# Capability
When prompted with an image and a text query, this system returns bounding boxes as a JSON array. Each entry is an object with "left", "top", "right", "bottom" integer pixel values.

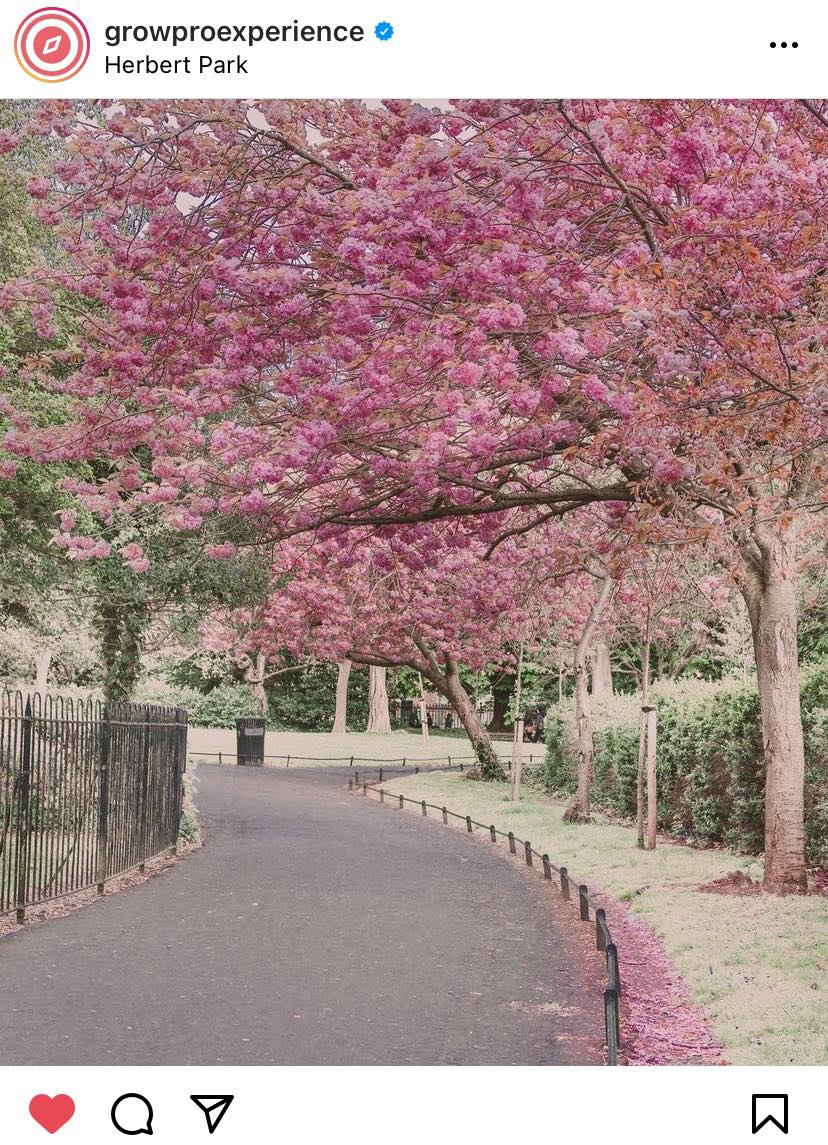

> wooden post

[
  {"left": 645, "top": 706, "right": 658, "bottom": 850},
  {"left": 510, "top": 644, "right": 525, "bottom": 802},
  {"left": 636, "top": 608, "right": 652, "bottom": 849}
]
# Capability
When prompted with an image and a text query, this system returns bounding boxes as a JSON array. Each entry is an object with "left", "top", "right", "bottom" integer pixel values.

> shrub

[
  {"left": 544, "top": 661, "right": 828, "bottom": 864},
  {"left": 187, "top": 683, "right": 260, "bottom": 727},
  {"left": 137, "top": 663, "right": 372, "bottom": 731}
]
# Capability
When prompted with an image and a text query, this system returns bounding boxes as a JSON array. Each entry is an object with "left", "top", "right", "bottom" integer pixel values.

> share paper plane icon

[{"left": 190, "top": 1095, "right": 234, "bottom": 1134}]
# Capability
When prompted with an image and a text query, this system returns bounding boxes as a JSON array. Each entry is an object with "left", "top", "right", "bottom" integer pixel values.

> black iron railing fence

[
  {"left": 0, "top": 691, "right": 187, "bottom": 921},
  {"left": 353, "top": 778, "right": 622, "bottom": 1065},
  {"left": 391, "top": 699, "right": 495, "bottom": 730}
]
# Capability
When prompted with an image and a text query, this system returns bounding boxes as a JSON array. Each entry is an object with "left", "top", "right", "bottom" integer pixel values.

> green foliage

[
  {"left": 544, "top": 662, "right": 828, "bottom": 864},
  {"left": 799, "top": 578, "right": 828, "bottom": 663},
  {"left": 268, "top": 663, "right": 369, "bottom": 731},
  {"left": 178, "top": 810, "right": 200, "bottom": 844},
  {"left": 141, "top": 659, "right": 372, "bottom": 730},
  {"left": 186, "top": 683, "right": 260, "bottom": 727},
  {"left": 542, "top": 707, "right": 576, "bottom": 795}
]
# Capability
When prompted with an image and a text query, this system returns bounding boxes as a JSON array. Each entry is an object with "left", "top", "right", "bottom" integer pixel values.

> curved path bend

[{"left": 0, "top": 764, "right": 604, "bottom": 1065}]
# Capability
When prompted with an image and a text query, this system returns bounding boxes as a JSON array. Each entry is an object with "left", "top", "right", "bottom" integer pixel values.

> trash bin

[{"left": 236, "top": 717, "right": 266, "bottom": 766}]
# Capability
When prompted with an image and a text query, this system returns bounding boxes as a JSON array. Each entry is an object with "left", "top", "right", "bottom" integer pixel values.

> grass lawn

[
  {"left": 186, "top": 727, "right": 525, "bottom": 765},
  {"left": 381, "top": 771, "right": 828, "bottom": 1066}
]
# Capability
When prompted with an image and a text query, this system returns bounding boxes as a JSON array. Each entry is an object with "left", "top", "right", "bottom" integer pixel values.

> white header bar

[{"left": 0, "top": 0, "right": 825, "bottom": 98}]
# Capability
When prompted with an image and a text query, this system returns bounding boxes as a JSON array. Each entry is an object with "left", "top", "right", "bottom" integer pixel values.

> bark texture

[
  {"left": 591, "top": 642, "right": 614, "bottom": 698},
  {"left": 440, "top": 655, "right": 503, "bottom": 778},
  {"left": 243, "top": 651, "right": 269, "bottom": 716},
  {"left": 34, "top": 647, "right": 52, "bottom": 698},
  {"left": 741, "top": 524, "right": 808, "bottom": 893},
  {"left": 366, "top": 665, "right": 392, "bottom": 733},
  {"left": 565, "top": 572, "right": 614, "bottom": 822},
  {"left": 331, "top": 659, "right": 351, "bottom": 734}
]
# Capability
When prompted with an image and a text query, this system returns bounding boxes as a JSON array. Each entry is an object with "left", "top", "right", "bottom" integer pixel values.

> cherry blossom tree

[{"left": 5, "top": 98, "right": 828, "bottom": 890}]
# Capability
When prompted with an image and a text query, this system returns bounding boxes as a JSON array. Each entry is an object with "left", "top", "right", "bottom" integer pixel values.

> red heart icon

[{"left": 29, "top": 1094, "right": 76, "bottom": 1134}]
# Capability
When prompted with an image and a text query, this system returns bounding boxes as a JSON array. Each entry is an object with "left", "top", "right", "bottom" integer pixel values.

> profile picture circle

[{"left": 14, "top": 8, "right": 90, "bottom": 82}]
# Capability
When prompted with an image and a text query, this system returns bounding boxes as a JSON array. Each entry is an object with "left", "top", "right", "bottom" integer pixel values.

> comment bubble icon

[{"left": 111, "top": 1094, "right": 154, "bottom": 1136}]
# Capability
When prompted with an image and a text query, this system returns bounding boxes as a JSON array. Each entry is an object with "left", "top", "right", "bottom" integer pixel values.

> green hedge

[
  {"left": 545, "top": 663, "right": 828, "bottom": 864},
  {"left": 137, "top": 665, "right": 371, "bottom": 731}
]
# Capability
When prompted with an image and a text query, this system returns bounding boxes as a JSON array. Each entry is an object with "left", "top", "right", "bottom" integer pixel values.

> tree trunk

[
  {"left": 565, "top": 572, "right": 615, "bottom": 822},
  {"left": 366, "top": 665, "right": 392, "bottom": 733},
  {"left": 331, "top": 659, "right": 351, "bottom": 734},
  {"left": 509, "top": 643, "right": 525, "bottom": 801},
  {"left": 34, "top": 647, "right": 52, "bottom": 698},
  {"left": 510, "top": 720, "right": 525, "bottom": 801},
  {"left": 636, "top": 613, "right": 652, "bottom": 850},
  {"left": 97, "top": 596, "right": 148, "bottom": 703},
  {"left": 741, "top": 526, "right": 808, "bottom": 894},
  {"left": 417, "top": 672, "right": 429, "bottom": 741},
  {"left": 591, "top": 642, "right": 614, "bottom": 698},
  {"left": 441, "top": 654, "right": 504, "bottom": 779},
  {"left": 243, "top": 651, "right": 269, "bottom": 716}
]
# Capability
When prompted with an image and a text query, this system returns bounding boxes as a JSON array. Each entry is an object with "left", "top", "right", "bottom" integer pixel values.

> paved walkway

[{"left": 0, "top": 765, "right": 603, "bottom": 1065}]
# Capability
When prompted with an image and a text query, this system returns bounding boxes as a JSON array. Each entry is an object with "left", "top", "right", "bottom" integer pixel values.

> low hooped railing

[
  {"left": 352, "top": 778, "right": 622, "bottom": 1065},
  {"left": 189, "top": 750, "right": 546, "bottom": 773}
]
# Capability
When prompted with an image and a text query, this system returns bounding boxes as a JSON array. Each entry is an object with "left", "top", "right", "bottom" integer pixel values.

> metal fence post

[
  {"left": 96, "top": 703, "right": 112, "bottom": 895},
  {"left": 14, "top": 698, "right": 33, "bottom": 923},
  {"left": 171, "top": 708, "right": 186, "bottom": 854},
  {"left": 138, "top": 717, "right": 151, "bottom": 873}
]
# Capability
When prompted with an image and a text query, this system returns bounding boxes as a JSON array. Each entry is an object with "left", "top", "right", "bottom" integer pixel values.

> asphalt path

[{"left": 0, "top": 764, "right": 604, "bottom": 1065}]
